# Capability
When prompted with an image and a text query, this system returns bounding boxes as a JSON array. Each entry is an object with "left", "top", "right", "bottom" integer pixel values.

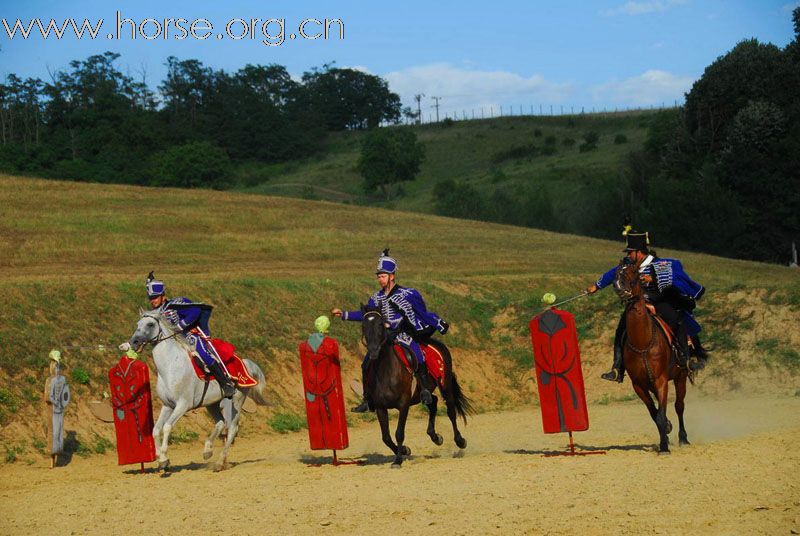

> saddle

[
  {"left": 190, "top": 338, "right": 258, "bottom": 387},
  {"left": 392, "top": 342, "right": 447, "bottom": 389}
]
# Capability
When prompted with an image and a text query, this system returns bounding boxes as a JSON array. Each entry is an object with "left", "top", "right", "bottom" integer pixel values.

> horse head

[
  {"left": 613, "top": 258, "right": 643, "bottom": 305},
  {"left": 129, "top": 309, "right": 170, "bottom": 352},
  {"left": 360, "top": 304, "right": 388, "bottom": 360}
]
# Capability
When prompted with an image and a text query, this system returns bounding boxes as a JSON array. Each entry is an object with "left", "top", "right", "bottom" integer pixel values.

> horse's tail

[
  {"left": 428, "top": 338, "right": 474, "bottom": 424},
  {"left": 447, "top": 371, "right": 474, "bottom": 425},
  {"left": 243, "top": 359, "right": 270, "bottom": 406}
]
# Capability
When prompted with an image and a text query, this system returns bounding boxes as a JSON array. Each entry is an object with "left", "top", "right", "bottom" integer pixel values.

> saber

[
  {"left": 541, "top": 290, "right": 589, "bottom": 311},
  {"left": 59, "top": 345, "right": 116, "bottom": 352}
]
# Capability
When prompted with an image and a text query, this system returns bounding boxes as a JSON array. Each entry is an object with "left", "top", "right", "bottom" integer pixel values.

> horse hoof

[
  {"left": 158, "top": 459, "right": 170, "bottom": 471},
  {"left": 401, "top": 446, "right": 411, "bottom": 456},
  {"left": 658, "top": 450, "right": 671, "bottom": 456},
  {"left": 432, "top": 434, "right": 443, "bottom": 446},
  {"left": 213, "top": 463, "right": 225, "bottom": 472},
  {"left": 203, "top": 450, "right": 213, "bottom": 460},
  {"left": 679, "top": 439, "right": 690, "bottom": 446},
  {"left": 456, "top": 437, "right": 467, "bottom": 449},
  {"left": 391, "top": 461, "right": 403, "bottom": 469}
]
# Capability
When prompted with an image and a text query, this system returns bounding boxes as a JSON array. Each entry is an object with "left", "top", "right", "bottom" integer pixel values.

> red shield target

[
  {"left": 299, "top": 336, "right": 349, "bottom": 451},
  {"left": 108, "top": 355, "right": 157, "bottom": 465},
  {"left": 529, "top": 308, "right": 590, "bottom": 434}
]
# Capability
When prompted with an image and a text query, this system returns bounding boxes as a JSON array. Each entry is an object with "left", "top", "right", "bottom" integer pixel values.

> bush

[
  {"left": 440, "top": 117, "right": 455, "bottom": 128},
  {"left": 614, "top": 134, "right": 628, "bottom": 144},
  {"left": 533, "top": 129, "right": 542, "bottom": 137},
  {"left": 583, "top": 132, "right": 599, "bottom": 145},
  {"left": 92, "top": 434, "right": 114, "bottom": 454},
  {"left": 544, "top": 135, "right": 556, "bottom": 146},
  {"left": 491, "top": 144, "right": 538, "bottom": 164},
  {"left": 269, "top": 412, "right": 306, "bottom": 433},
  {"left": 151, "top": 141, "right": 232, "bottom": 189},
  {"left": 562, "top": 137, "right": 576, "bottom": 147},
  {"left": 490, "top": 169, "right": 508, "bottom": 183},
  {"left": 71, "top": 368, "right": 90, "bottom": 385},
  {"left": 541, "top": 146, "right": 557, "bottom": 156},
  {"left": 578, "top": 142, "right": 597, "bottom": 152}
]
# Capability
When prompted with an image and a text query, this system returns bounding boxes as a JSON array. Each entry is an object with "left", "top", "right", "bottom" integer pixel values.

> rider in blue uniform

[
  {"left": 586, "top": 230, "right": 707, "bottom": 382},
  {"left": 145, "top": 272, "right": 235, "bottom": 398},
  {"left": 332, "top": 250, "right": 449, "bottom": 413}
]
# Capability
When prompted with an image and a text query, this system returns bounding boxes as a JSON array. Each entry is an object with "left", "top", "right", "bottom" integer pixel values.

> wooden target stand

[
  {"left": 306, "top": 450, "right": 365, "bottom": 467},
  {"left": 544, "top": 431, "right": 606, "bottom": 457}
]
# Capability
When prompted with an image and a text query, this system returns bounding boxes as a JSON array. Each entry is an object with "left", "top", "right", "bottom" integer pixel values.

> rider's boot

[
  {"left": 415, "top": 361, "right": 434, "bottom": 405},
  {"left": 351, "top": 395, "right": 372, "bottom": 413},
  {"left": 675, "top": 320, "right": 692, "bottom": 370},
  {"left": 600, "top": 344, "right": 625, "bottom": 383},
  {"left": 351, "top": 368, "right": 372, "bottom": 413},
  {"left": 208, "top": 360, "right": 235, "bottom": 399},
  {"left": 687, "top": 335, "right": 707, "bottom": 371}
]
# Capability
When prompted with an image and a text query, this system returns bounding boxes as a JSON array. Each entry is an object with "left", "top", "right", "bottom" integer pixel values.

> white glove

[{"left": 118, "top": 342, "right": 131, "bottom": 352}]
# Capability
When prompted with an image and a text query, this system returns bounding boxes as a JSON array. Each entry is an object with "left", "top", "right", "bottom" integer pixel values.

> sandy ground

[{"left": 2, "top": 394, "right": 799, "bottom": 536}]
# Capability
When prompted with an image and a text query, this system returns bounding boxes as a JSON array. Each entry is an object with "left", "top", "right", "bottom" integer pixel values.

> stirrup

[
  {"left": 419, "top": 388, "right": 433, "bottom": 405},
  {"left": 600, "top": 368, "right": 623, "bottom": 383},
  {"left": 351, "top": 399, "right": 371, "bottom": 413},
  {"left": 219, "top": 380, "right": 235, "bottom": 399}
]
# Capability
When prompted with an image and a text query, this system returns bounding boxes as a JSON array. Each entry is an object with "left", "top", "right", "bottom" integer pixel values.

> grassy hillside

[
  {"left": 1, "top": 175, "right": 798, "bottom": 460},
  {"left": 238, "top": 113, "right": 652, "bottom": 216}
]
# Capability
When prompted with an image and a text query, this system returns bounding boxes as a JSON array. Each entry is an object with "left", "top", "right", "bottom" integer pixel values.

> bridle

[
  {"left": 137, "top": 313, "right": 182, "bottom": 349},
  {"left": 362, "top": 309, "right": 389, "bottom": 355}
]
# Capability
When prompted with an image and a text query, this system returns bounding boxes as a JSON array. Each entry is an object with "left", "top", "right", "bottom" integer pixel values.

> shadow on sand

[{"left": 504, "top": 443, "right": 654, "bottom": 455}]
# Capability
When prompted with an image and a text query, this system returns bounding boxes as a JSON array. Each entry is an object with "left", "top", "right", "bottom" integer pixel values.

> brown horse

[
  {"left": 613, "top": 260, "right": 690, "bottom": 454},
  {"left": 360, "top": 305, "right": 472, "bottom": 467}
]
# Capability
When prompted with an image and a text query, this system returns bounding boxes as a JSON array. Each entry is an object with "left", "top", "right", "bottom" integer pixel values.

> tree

[
  {"left": 358, "top": 127, "right": 425, "bottom": 199},
  {"left": 151, "top": 141, "right": 231, "bottom": 189},
  {"left": 301, "top": 66, "right": 401, "bottom": 130}
]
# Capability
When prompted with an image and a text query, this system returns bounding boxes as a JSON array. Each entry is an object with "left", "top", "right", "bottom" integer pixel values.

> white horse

[{"left": 127, "top": 309, "right": 269, "bottom": 471}]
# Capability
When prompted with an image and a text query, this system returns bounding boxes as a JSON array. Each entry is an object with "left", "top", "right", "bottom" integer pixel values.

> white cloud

[
  {"left": 591, "top": 70, "right": 696, "bottom": 106},
  {"left": 602, "top": 0, "right": 686, "bottom": 16},
  {"left": 384, "top": 63, "right": 572, "bottom": 119}
]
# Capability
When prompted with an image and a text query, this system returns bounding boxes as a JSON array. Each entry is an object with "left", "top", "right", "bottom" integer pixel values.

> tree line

[
  {"left": 433, "top": 9, "right": 800, "bottom": 264},
  {"left": 0, "top": 53, "right": 402, "bottom": 187},
  {"left": 626, "top": 8, "right": 800, "bottom": 263}
]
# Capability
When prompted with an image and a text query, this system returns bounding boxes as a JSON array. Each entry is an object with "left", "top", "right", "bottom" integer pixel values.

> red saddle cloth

[
  {"left": 189, "top": 338, "right": 258, "bottom": 387},
  {"left": 529, "top": 308, "right": 589, "bottom": 434},
  {"left": 109, "top": 355, "right": 157, "bottom": 465},
  {"left": 392, "top": 342, "right": 447, "bottom": 388}
]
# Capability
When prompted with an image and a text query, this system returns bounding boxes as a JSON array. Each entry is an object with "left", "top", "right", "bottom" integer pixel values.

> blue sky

[{"left": 1, "top": 0, "right": 796, "bottom": 118}]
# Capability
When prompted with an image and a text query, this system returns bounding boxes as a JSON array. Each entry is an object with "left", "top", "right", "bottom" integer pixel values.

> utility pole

[
  {"left": 431, "top": 96, "right": 442, "bottom": 123},
  {"left": 414, "top": 93, "right": 424, "bottom": 125}
]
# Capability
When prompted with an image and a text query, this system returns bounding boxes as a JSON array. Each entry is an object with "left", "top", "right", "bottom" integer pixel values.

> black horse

[{"left": 360, "top": 305, "right": 472, "bottom": 467}]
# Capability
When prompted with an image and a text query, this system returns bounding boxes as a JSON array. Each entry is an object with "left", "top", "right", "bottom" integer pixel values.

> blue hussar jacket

[
  {"left": 342, "top": 285, "right": 447, "bottom": 336},
  {"left": 595, "top": 256, "right": 705, "bottom": 335},
  {"left": 161, "top": 297, "right": 213, "bottom": 334}
]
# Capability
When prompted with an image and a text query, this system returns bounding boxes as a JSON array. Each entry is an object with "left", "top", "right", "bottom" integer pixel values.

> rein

[
  {"left": 140, "top": 313, "right": 183, "bottom": 348},
  {"left": 621, "top": 283, "right": 660, "bottom": 385}
]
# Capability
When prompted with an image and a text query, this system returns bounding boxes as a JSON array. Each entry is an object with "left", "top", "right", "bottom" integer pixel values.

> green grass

[
  {"left": 268, "top": 412, "right": 306, "bottom": 434},
  {"left": 169, "top": 429, "right": 200, "bottom": 444},
  {"left": 238, "top": 114, "right": 655, "bottom": 215}
]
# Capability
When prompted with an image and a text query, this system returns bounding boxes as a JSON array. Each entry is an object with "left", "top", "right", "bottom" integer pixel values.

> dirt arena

[{"left": 2, "top": 394, "right": 798, "bottom": 536}]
